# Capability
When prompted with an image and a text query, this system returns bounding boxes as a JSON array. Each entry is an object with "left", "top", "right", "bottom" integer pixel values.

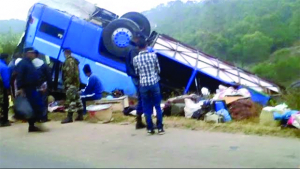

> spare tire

[
  {"left": 102, "top": 18, "right": 140, "bottom": 57},
  {"left": 121, "top": 12, "right": 151, "bottom": 37}
]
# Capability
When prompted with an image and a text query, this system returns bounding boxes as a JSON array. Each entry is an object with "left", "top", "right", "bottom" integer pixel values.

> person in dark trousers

[
  {"left": 61, "top": 48, "right": 84, "bottom": 124},
  {"left": 32, "top": 50, "right": 52, "bottom": 123},
  {"left": 80, "top": 64, "right": 103, "bottom": 115},
  {"left": 126, "top": 33, "right": 147, "bottom": 129},
  {"left": 0, "top": 53, "right": 11, "bottom": 127},
  {"left": 8, "top": 53, "right": 22, "bottom": 100},
  {"left": 16, "top": 48, "right": 45, "bottom": 132},
  {"left": 133, "top": 35, "right": 165, "bottom": 135}
]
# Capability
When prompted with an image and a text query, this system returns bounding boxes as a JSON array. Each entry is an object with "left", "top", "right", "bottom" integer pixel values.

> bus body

[
  {"left": 18, "top": 2, "right": 280, "bottom": 100},
  {"left": 22, "top": 3, "right": 136, "bottom": 95}
]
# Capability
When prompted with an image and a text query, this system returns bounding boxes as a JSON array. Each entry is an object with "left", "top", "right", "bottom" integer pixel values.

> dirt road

[{"left": 0, "top": 122, "right": 299, "bottom": 168}]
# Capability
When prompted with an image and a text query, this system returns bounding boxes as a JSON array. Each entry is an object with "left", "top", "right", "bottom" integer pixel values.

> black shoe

[
  {"left": 0, "top": 121, "right": 11, "bottom": 127},
  {"left": 40, "top": 119, "right": 51, "bottom": 123},
  {"left": 28, "top": 126, "right": 44, "bottom": 133},
  {"left": 136, "top": 122, "right": 146, "bottom": 130},
  {"left": 75, "top": 115, "right": 84, "bottom": 121},
  {"left": 158, "top": 129, "right": 165, "bottom": 135},
  {"left": 136, "top": 115, "right": 146, "bottom": 130},
  {"left": 61, "top": 117, "right": 73, "bottom": 124},
  {"left": 147, "top": 130, "right": 155, "bottom": 135}
]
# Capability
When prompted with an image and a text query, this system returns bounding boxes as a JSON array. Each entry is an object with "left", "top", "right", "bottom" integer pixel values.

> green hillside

[
  {"left": 1, "top": 1, "right": 299, "bottom": 87},
  {"left": 0, "top": 20, "right": 25, "bottom": 54},
  {"left": 143, "top": 0, "right": 300, "bottom": 87}
]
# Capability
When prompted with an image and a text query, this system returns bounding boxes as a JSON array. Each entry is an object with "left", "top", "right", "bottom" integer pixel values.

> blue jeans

[
  {"left": 140, "top": 83, "right": 163, "bottom": 130},
  {"left": 81, "top": 94, "right": 102, "bottom": 115},
  {"left": 132, "top": 78, "right": 143, "bottom": 115}
]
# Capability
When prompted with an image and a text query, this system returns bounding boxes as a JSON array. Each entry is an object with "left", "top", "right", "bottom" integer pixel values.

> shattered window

[{"left": 39, "top": 22, "right": 65, "bottom": 39}]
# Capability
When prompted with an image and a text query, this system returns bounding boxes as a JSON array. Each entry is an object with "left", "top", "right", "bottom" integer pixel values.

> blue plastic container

[
  {"left": 273, "top": 112, "right": 283, "bottom": 121},
  {"left": 216, "top": 109, "right": 232, "bottom": 122},
  {"left": 214, "top": 100, "right": 227, "bottom": 112}
]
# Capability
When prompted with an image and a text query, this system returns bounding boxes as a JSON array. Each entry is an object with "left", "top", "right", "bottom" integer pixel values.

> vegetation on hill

[
  {"left": 144, "top": 0, "right": 300, "bottom": 87},
  {"left": 0, "top": 32, "right": 22, "bottom": 55},
  {"left": 0, "top": 19, "right": 25, "bottom": 55},
  {"left": 1, "top": 0, "right": 300, "bottom": 87}
]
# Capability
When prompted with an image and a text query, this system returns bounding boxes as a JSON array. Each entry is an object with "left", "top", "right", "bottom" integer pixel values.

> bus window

[{"left": 39, "top": 22, "right": 65, "bottom": 39}]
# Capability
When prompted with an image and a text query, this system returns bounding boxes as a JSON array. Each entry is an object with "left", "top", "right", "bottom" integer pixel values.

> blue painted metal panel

[
  {"left": 35, "top": 7, "right": 70, "bottom": 46},
  {"left": 84, "top": 59, "right": 136, "bottom": 95},
  {"left": 63, "top": 17, "right": 85, "bottom": 54},
  {"left": 78, "top": 22, "right": 102, "bottom": 57},
  {"left": 25, "top": 4, "right": 44, "bottom": 46},
  {"left": 26, "top": 4, "right": 135, "bottom": 95},
  {"left": 33, "top": 38, "right": 61, "bottom": 58},
  {"left": 62, "top": 17, "right": 126, "bottom": 73},
  {"left": 241, "top": 86, "right": 270, "bottom": 106},
  {"left": 184, "top": 69, "right": 197, "bottom": 94},
  {"left": 31, "top": 4, "right": 44, "bottom": 18}
]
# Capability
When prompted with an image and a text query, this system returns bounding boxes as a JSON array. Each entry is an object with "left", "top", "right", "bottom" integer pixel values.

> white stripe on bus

[
  {"left": 80, "top": 93, "right": 95, "bottom": 98},
  {"left": 95, "top": 62, "right": 128, "bottom": 77},
  {"left": 35, "top": 37, "right": 61, "bottom": 48}
]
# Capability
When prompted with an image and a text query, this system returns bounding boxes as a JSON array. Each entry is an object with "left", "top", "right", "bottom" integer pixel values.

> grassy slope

[{"left": 45, "top": 112, "right": 300, "bottom": 139}]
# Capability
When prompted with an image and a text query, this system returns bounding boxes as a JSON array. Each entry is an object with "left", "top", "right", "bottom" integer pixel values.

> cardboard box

[
  {"left": 87, "top": 96, "right": 129, "bottom": 112},
  {"left": 224, "top": 96, "right": 249, "bottom": 105}
]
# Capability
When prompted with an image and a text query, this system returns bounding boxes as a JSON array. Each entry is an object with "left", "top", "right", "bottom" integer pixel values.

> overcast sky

[{"left": 0, "top": 0, "right": 185, "bottom": 20}]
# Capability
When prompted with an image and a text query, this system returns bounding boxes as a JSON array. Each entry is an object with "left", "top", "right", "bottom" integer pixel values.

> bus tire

[
  {"left": 102, "top": 18, "right": 139, "bottom": 57},
  {"left": 121, "top": 12, "right": 151, "bottom": 37}
]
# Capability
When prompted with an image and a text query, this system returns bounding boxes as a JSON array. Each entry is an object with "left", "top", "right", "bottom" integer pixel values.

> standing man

[
  {"left": 32, "top": 50, "right": 52, "bottom": 123},
  {"left": 8, "top": 53, "right": 22, "bottom": 100},
  {"left": 16, "top": 48, "right": 45, "bottom": 132},
  {"left": 126, "top": 32, "right": 147, "bottom": 129},
  {"left": 133, "top": 35, "right": 165, "bottom": 135},
  {"left": 80, "top": 64, "right": 103, "bottom": 115},
  {"left": 61, "top": 48, "right": 84, "bottom": 124},
  {"left": 0, "top": 53, "right": 11, "bottom": 127}
]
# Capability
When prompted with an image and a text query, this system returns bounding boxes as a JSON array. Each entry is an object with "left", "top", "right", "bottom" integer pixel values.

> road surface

[{"left": 0, "top": 122, "right": 299, "bottom": 168}]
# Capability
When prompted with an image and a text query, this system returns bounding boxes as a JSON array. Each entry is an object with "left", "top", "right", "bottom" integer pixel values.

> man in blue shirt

[
  {"left": 16, "top": 48, "right": 45, "bottom": 132},
  {"left": 80, "top": 64, "right": 103, "bottom": 115},
  {"left": 0, "top": 53, "right": 11, "bottom": 127}
]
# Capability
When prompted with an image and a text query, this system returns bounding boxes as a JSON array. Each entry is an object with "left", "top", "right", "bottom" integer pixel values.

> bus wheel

[
  {"left": 102, "top": 18, "right": 139, "bottom": 57},
  {"left": 121, "top": 12, "right": 151, "bottom": 37}
]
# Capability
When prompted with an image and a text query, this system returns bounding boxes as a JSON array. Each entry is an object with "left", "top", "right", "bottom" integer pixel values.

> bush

[
  {"left": 0, "top": 31, "right": 22, "bottom": 56},
  {"left": 252, "top": 46, "right": 300, "bottom": 87},
  {"left": 283, "top": 88, "right": 300, "bottom": 110}
]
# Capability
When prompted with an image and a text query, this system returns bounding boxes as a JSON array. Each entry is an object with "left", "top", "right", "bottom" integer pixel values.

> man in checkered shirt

[{"left": 133, "top": 35, "right": 165, "bottom": 135}]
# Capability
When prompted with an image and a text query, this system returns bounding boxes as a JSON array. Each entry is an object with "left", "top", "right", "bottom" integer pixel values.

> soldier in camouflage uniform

[{"left": 61, "top": 48, "right": 84, "bottom": 124}]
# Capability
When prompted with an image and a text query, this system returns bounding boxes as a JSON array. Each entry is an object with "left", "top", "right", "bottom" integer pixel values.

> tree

[
  {"left": 231, "top": 31, "right": 273, "bottom": 65},
  {"left": 0, "top": 30, "right": 22, "bottom": 56}
]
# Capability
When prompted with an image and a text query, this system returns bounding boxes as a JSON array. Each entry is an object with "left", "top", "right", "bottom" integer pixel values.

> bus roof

[{"left": 37, "top": 0, "right": 118, "bottom": 21}]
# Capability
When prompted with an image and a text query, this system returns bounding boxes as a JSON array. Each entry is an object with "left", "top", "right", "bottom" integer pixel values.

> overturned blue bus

[{"left": 16, "top": 2, "right": 281, "bottom": 100}]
